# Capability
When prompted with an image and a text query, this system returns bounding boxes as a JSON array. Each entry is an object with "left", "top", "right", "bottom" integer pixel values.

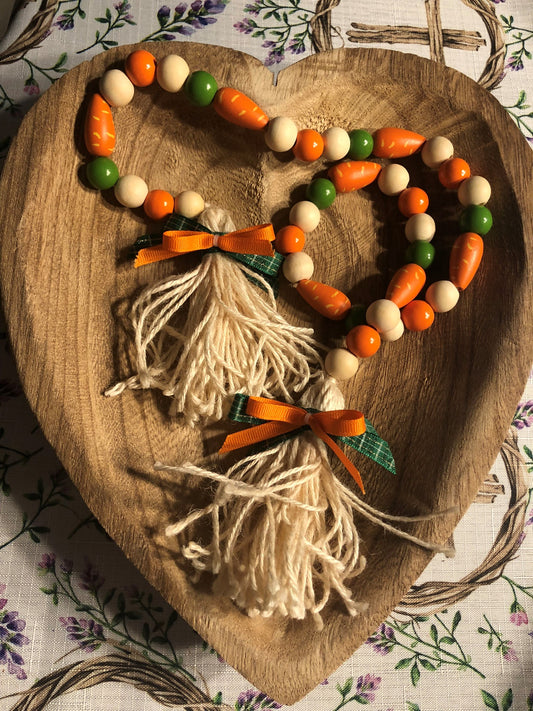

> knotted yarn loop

[
  {"left": 219, "top": 395, "right": 368, "bottom": 493},
  {"left": 134, "top": 222, "right": 275, "bottom": 267}
]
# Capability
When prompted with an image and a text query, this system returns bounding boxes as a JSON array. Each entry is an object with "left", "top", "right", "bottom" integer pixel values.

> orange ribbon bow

[
  {"left": 219, "top": 396, "right": 367, "bottom": 494},
  {"left": 134, "top": 223, "right": 275, "bottom": 267}
]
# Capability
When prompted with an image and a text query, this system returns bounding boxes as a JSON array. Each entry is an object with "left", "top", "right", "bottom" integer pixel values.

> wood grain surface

[{"left": 1, "top": 43, "right": 532, "bottom": 704}]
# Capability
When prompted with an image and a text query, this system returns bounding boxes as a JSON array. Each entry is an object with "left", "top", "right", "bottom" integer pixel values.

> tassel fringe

[
  {"left": 161, "top": 377, "right": 455, "bottom": 626},
  {"left": 105, "top": 206, "right": 323, "bottom": 426}
]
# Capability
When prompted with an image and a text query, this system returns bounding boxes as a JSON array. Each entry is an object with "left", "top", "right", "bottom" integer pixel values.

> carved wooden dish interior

[{"left": 0, "top": 43, "right": 532, "bottom": 704}]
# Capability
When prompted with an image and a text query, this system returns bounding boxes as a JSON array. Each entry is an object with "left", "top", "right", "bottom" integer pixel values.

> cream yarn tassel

[
  {"left": 161, "top": 374, "right": 454, "bottom": 627},
  {"left": 105, "top": 206, "right": 322, "bottom": 425}
]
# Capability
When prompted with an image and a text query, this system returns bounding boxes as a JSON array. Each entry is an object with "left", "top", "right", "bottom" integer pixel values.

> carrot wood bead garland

[
  {"left": 91, "top": 50, "right": 324, "bottom": 425},
  {"left": 86, "top": 48, "right": 490, "bottom": 623}
]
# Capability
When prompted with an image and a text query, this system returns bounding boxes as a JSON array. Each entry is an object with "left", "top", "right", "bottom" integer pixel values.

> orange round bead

[
  {"left": 275, "top": 225, "right": 305, "bottom": 254},
  {"left": 438, "top": 158, "right": 471, "bottom": 190},
  {"left": 125, "top": 50, "right": 156, "bottom": 87},
  {"left": 401, "top": 300, "right": 435, "bottom": 331},
  {"left": 292, "top": 129, "right": 324, "bottom": 162},
  {"left": 398, "top": 187, "right": 429, "bottom": 218},
  {"left": 346, "top": 325, "right": 381, "bottom": 358},
  {"left": 143, "top": 189, "right": 174, "bottom": 220}
]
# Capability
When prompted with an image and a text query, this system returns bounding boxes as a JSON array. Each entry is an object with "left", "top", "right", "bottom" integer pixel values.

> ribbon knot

[
  {"left": 134, "top": 222, "right": 275, "bottom": 268},
  {"left": 220, "top": 395, "right": 368, "bottom": 494}
]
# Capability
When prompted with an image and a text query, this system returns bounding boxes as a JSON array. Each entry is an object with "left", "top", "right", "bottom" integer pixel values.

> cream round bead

[
  {"left": 421, "top": 136, "right": 454, "bottom": 169},
  {"left": 175, "top": 190, "right": 204, "bottom": 218},
  {"left": 289, "top": 200, "right": 321, "bottom": 233},
  {"left": 324, "top": 348, "right": 360, "bottom": 381},
  {"left": 322, "top": 127, "right": 350, "bottom": 161},
  {"left": 405, "top": 213, "right": 436, "bottom": 243},
  {"left": 156, "top": 54, "right": 189, "bottom": 92},
  {"left": 366, "top": 299, "right": 401, "bottom": 333},
  {"left": 377, "top": 163, "right": 410, "bottom": 196},
  {"left": 426, "top": 280, "right": 460, "bottom": 313},
  {"left": 264, "top": 116, "right": 298, "bottom": 152},
  {"left": 282, "top": 252, "right": 314, "bottom": 283},
  {"left": 380, "top": 319, "right": 405, "bottom": 342},
  {"left": 114, "top": 175, "right": 148, "bottom": 208},
  {"left": 99, "top": 69, "right": 135, "bottom": 107},
  {"left": 457, "top": 176, "right": 491, "bottom": 206}
]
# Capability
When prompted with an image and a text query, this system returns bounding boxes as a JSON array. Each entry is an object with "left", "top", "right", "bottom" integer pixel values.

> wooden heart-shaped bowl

[{"left": 1, "top": 43, "right": 532, "bottom": 703}]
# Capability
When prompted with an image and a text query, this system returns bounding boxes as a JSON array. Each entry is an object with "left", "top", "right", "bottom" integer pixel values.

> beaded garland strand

[
  {"left": 83, "top": 48, "right": 492, "bottom": 384},
  {"left": 281, "top": 140, "right": 492, "bottom": 381},
  {"left": 84, "top": 50, "right": 483, "bottom": 621}
]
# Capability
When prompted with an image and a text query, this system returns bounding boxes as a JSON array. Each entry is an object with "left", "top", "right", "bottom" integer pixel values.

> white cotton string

[
  {"left": 162, "top": 373, "right": 454, "bottom": 626},
  {"left": 105, "top": 205, "right": 323, "bottom": 425}
]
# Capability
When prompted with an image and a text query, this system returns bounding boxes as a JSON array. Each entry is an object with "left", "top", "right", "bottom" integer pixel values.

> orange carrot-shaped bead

[
  {"left": 450, "top": 232, "right": 484, "bottom": 290},
  {"left": 84, "top": 93, "right": 115, "bottom": 157},
  {"left": 327, "top": 161, "right": 381, "bottom": 193},
  {"left": 296, "top": 279, "right": 351, "bottom": 320},
  {"left": 385, "top": 263, "right": 426, "bottom": 308},
  {"left": 213, "top": 87, "right": 269, "bottom": 130},
  {"left": 373, "top": 128, "right": 426, "bottom": 159}
]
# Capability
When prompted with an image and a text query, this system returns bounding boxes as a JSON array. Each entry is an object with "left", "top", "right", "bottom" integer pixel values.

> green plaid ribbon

[
  {"left": 228, "top": 393, "right": 396, "bottom": 475},
  {"left": 132, "top": 214, "right": 284, "bottom": 293}
]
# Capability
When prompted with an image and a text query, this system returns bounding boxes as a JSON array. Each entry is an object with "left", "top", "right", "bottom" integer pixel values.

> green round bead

[
  {"left": 348, "top": 129, "right": 374, "bottom": 160},
  {"left": 184, "top": 70, "right": 218, "bottom": 106},
  {"left": 405, "top": 240, "right": 435, "bottom": 269},
  {"left": 458, "top": 205, "right": 493, "bottom": 235},
  {"left": 306, "top": 178, "right": 336, "bottom": 209},
  {"left": 86, "top": 157, "right": 119, "bottom": 190},
  {"left": 344, "top": 304, "right": 367, "bottom": 333}
]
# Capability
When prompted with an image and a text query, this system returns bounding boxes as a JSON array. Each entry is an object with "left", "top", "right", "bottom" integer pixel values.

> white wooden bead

[
  {"left": 457, "top": 176, "right": 491, "bottom": 206},
  {"left": 421, "top": 136, "right": 454, "bottom": 169},
  {"left": 405, "top": 213, "right": 436, "bottom": 243},
  {"left": 175, "top": 190, "right": 204, "bottom": 218},
  {"left": 426, "top": 280, "right": 460, "bottom": 313},
  {"left": 324, "top": 348, "right": 359, "bottom": 380},
  {"left": 99, "top": 69, "right": 135, "bottom": 107},
  {"left": 114, "top": 175, "right": 148, "bottom": 208},
  {"left": 322, "top": 127, "right": 350, "bottom": 161},
  {"left": 264, "top": 117, "right": 298, "bottom": 152},
  {"left": 378, "top": 163, "right": 410, "bottom": 196},
  {"left": 380, "top": 319, "right": 405, "bottom": 342},
  {"left": 366, "top": 299, "right": 401, "bottom": 333},
  {"left": 282, "top": 252, "right": 314, "bottom": 283},
  {"left": 289, "top": 201, "right": 321, "bottom": 233},
  {"left": 156, "top": 54, "right": 189, "bottom": 93}
]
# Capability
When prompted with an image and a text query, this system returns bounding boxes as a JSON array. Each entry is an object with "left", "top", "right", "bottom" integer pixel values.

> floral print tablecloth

[{"left": 0, "top": 1, "right": 532, "bottom": 709}]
